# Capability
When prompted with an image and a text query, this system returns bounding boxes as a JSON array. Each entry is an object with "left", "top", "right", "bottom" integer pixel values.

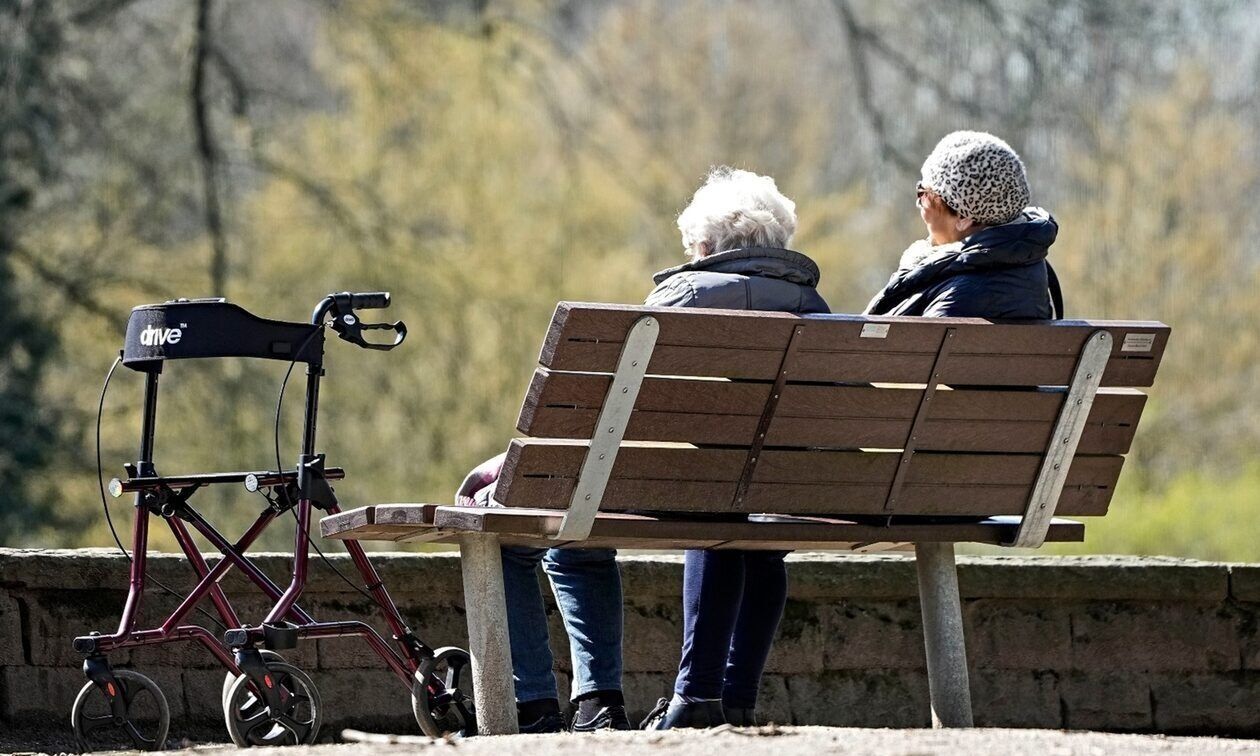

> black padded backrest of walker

[{"left": 122, "top": 300, "right": 324, "bottom": 372}]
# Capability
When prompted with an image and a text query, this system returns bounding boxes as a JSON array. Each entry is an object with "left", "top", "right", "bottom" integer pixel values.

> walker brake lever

[{"left": 331, "top": 311, "right": 407, "bottom": 351}]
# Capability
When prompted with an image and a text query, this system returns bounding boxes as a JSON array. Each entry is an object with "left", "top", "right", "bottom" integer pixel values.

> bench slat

[
  {"left": 495, "top": 440, "right": 1122, "bottom": 516},
  {"left": 319, "top": 504, "right": 443, "bottom": 542},
  {"left": 429, "top": 507, "right": 1085, "bottom": 547},
  {"left": 541, "top": 303, "right": 1169, "bottom": 387},
  {"left": 518, "top": 369, "right": 1146, "bottom": 454}
]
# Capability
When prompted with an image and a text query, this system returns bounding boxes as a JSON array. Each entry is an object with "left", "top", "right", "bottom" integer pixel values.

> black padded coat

[
  {"left": 645, "top": 247, "right": 829, "bottom": 314},
  {"left": 865, "top": 207, "right": 1062, "bottom": 319}
]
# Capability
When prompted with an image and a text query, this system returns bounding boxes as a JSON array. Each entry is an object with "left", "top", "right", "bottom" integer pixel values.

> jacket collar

[
  {"left": 956, "top": 206, "right": 1058, "bottom": 268},
  {"left": 865, "top": 207, "right": 1057, "bottom": 315},
  {"left": 652, "top": 247, "right": 821, "bottom": 287}
]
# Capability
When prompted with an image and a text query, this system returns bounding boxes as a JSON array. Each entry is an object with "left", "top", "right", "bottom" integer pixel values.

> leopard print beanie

[{"left": 920, "top": 131, "right": 1030, "bottom": 226}]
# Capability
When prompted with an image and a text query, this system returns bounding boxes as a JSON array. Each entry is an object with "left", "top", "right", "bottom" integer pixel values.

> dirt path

[{"left": 7, "top": 727, "right": 1259, "bottom": 756}]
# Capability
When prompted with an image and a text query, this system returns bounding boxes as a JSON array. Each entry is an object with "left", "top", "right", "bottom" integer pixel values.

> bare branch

[
  {"left": 70, "top": 0, "right": 143, "bottom": 27},
  {"left": 191, "top": 0, "right": 228, "bottom": 296},
  {"left": 248, "top": 152, "right": 377, "bottom": 250},
  {"left": 8, "top": 243, "right": 127, "bottom": 333},
  {"left": 831, "top": 0, "right": 916, "bottom": 174}
]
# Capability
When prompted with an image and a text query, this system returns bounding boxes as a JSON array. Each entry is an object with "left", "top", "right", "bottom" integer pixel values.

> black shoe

[
  {"left": 519, "top": 711, "right": 565, "bottom": 734},
  {"left": 640, "top": 697, "right": 725, "bottom": 730},
  {"left": 723, "top": 707, "right": 757, "bottom": 727},
  {"left": 571, "top": 704, "right": 632, "bottom": 732}
]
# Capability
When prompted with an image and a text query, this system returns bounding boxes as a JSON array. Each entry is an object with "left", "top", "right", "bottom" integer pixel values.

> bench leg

[
  {"left": 459, "top": 533, "right": 519, "bottom": 735},
  {"left": 914, "top": 541, "right": 973, "bottom": 728}
]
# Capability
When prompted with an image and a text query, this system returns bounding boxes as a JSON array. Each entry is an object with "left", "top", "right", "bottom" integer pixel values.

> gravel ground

[{"left": 6, "top": 726, "right": 1260, "bottom": 756}]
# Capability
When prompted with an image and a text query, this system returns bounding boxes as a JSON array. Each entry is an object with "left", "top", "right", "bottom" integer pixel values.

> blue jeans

[
  {"left": 673, "top": 549, "right": 788, "bottom": 708},
  {"left": 501, "top": 546, "right": 623, "bottom": 703}
]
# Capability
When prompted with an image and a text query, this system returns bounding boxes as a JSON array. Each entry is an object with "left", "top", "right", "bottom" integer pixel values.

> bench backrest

[{"left": 493, "top": 302, "right": 1169, "bottom": 546}]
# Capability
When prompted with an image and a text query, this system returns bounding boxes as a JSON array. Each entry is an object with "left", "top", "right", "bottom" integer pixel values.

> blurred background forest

[{"left": 1, "top": 0, "right": 1258, "bottom": 558}]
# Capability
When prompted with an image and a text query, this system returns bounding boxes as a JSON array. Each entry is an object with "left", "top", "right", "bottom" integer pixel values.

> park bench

[{"left": 321, "top": 302, "right": 1169, "bottom": 734}]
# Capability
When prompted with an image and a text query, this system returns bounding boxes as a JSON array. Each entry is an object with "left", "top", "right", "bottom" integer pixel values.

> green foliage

[
  {"left": 1047, "top": 466, "right": 1260, "bottom": 562},
  {"left": 2, "top": 0, "right": 1259, "bottom": 559}
]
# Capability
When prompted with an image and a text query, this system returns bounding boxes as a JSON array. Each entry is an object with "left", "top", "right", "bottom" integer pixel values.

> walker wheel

[
  {"left": 220, "top": 649, "right": 285, "bottom": 713},
  {"left": 412, "top": 646, "right": 476, "bottom": 737},
  {"left": 71, "top": 669, "right": 170, "bottom": 752},
  {"left": 223, "top": 660, "right": 322, "bottom": 747}
]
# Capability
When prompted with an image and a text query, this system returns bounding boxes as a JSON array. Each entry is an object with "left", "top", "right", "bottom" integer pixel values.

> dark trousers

[{"left": 672, "top": 549, "right": 789, "bottom": 708}]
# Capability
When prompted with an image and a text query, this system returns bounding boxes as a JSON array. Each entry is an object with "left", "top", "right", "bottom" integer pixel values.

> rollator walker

[{"left": 71, "top": 292, "right": 475, "bottom": 751}]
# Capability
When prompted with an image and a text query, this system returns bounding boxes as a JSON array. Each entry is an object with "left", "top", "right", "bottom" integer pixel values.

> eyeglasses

[{"left": 916, "top": 182, "right": 958, "bottom": 214}]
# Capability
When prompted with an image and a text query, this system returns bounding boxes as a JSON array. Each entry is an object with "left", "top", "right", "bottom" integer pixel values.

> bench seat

[
  {"left": 323, "top": 504, "right": 1084, "bottom": 550},
  {"left": 321, "top": 303, "right": 1170, "bottom": 734}
]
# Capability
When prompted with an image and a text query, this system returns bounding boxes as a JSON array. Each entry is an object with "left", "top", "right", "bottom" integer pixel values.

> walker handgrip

[
  {"left": 359, "top": 320, "right": 407, "bottom": 350},
  {"left": 349, "top": 292, "right": 390, "bottom": 310},
  {"left": 334, "top": 316, "right": 407, "bottom": 351}
]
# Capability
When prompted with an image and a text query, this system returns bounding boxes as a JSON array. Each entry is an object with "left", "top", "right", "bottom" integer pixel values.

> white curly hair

[{"left": 677, "top": 167, "right": 797, "bottom": 259}]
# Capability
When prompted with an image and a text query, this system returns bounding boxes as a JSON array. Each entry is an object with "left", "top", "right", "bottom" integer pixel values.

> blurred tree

[
  {"left": 3, "top": 0, "right": 1259, "bottom": 558},
  {"left": 0, "top": 2, "right": 77, "bottom": 538},
  {"left": 1056, "top": 68, "right": 1260, "bottom": 485}
]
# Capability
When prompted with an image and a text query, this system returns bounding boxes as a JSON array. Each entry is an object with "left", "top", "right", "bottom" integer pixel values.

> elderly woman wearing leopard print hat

[{"left": 866, "top": 130, "right": 1063, "bottom": 319}]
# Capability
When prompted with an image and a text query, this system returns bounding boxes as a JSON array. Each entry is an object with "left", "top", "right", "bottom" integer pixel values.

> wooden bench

[{"left": 322, "top": 302, "right": 1169, "bottom": 734}]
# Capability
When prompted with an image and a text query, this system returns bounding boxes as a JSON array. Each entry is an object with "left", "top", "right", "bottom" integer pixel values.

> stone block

[
  {"left": 821, "top": 600, "right": 925, "bottom": 671},
  {"left": 308, "top": 666, "right": 415, "bottom": 731},
  {"left": 545, "top": 604, "right": 573, "bottom": 674},
  {"left": 786, "top": 670, "right": 930, "bottom": 727},
  {"left": 140, "top": 665, "right": 188, "bottom": 722},
  {"left": 971, "top": 669, "right": 1060, "bottom": 728},
  {"left": 308, "top": 593, "right": 421, "bottom": 670},
  {"left": 742, "top": 599, "right": 821, "bottom": 675},
  {"left": 26, "top": 589, "right": 134, "bottom": 667},
  {"left": 754, "top": 674, "right": 792, "bottom": 725},
  {"left": 957, "top": 555, "right": 1228, "bottom": 602},
  {"left": 0, "top": 549, "right": 131, "bottom": 590},
  {"left": 1232, "top": 604, "right": 1260, "bottom": 672},
  {"left": 619, "top": 556, "right": 685, "bottom": 599},
  {"left": 1070, "top": 602, "right": 1238, "bottom": 672},
  {"left": 622, "top": 600, "right": 683, "bottom": 672},
  {"left": 2, "top": 665, "right": 87, "bottom": 723},
  {"left": 1228, "top": 565, "right": 1260, "bottom": 603},
  {"left": 0, "top": 592, "right": 24, "bottom": 666},
  {"left": 182, "top": 668, "right": 230, "bottom": 724},
  {"left": 1151, "top": 672, "right": 1260, "bottom": 735},
  {"left": 0, "top": 548, "right": 466, "bottom": 601},
  {"left": 785, "top": 554, "right": 918, "bottom": 600},
  {"left": 556, "top": 671, "right": 571, "bottom": 705},
  {"left": 622, "top": 671, "right": 674, "bottom": 723},
  {"left": 349, "top": 552, "right": 464, "bottom": 604},
  {"left": 965, "top": 599, "right": 1070, "bottom": 670},
  {"left": 1060, "top": 670, "right": 1152, "bottom": 731}
]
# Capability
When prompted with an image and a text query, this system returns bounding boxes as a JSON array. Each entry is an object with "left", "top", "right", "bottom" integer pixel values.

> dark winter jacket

[
  {"left": 865, "top": 207, "right": 1060, "bottom": 319},
  {"left": 645, "top": 247, "right": 830, "bottom": 314}
]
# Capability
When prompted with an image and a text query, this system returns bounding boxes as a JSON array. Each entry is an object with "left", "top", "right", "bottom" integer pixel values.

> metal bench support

[
  {"left": 915, "top": 541, "right": 973, "bottom": 728},
  {"left": 1009, "top": 330, "right": 1113, "bottom": 548},
  {"left": 458, "top": 533, "right": 518, "bottom": 735},
  {"left": 555, "top": 315, "right": 658, "bottom": 541}
]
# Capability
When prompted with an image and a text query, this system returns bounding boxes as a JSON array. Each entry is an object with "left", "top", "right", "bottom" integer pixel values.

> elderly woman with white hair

[
  {"left": 641, "top": 167, "right": 829, "bottom": 730},
  {"left": 457, "top": 167, "right": 826, "bottom": 734}
]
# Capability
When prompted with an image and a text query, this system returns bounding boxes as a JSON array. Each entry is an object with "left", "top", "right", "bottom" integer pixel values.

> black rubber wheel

[
  {"left": 220, "top": 649, "right": 285, "bottom": 713},
  {"left": 223, "top": 659, "right": 322, "bottom": 747},
  {"left": 71, "top": 669, "right": 170, "bottom": 752},
  {"left": 412, "top": 646, "right": 477, "bottom": 738}
]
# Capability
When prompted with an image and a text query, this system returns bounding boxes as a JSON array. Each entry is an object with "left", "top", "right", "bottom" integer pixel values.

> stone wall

[{"left": 2, "top": 548, "right": 1258, "bottom": 739}]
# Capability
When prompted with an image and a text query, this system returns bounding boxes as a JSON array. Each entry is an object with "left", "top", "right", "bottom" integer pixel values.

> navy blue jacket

[
  {"left": 645, "top": 247, "right": 829, "bottom": 314},
  {"left": 865, "top": 208, "right": 1060, "bottom": 319}
]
